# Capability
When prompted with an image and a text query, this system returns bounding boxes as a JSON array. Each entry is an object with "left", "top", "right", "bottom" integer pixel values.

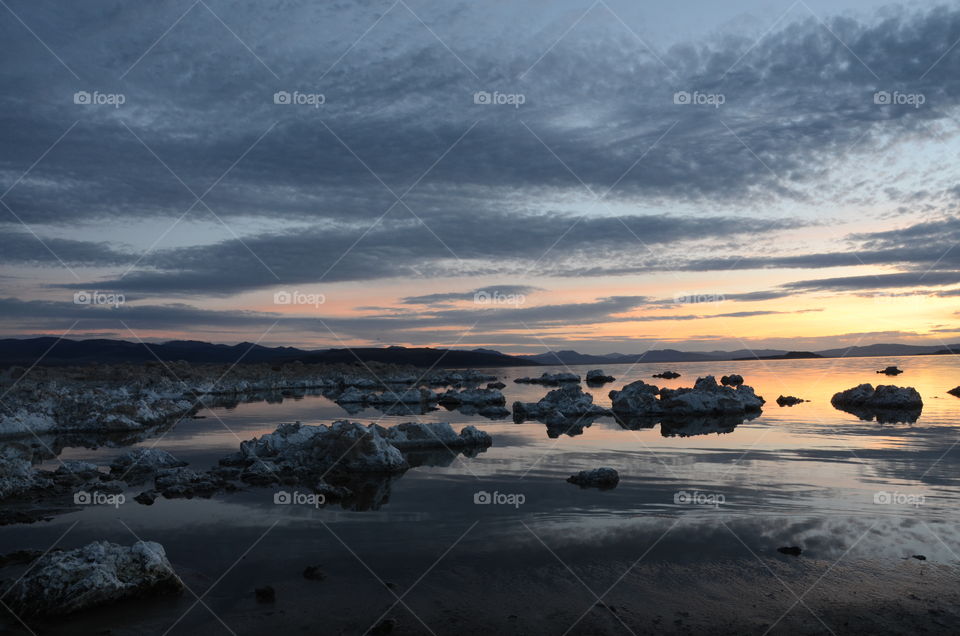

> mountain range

[{"left": 0, "top": 337, "right": 957, "bottom": 368}]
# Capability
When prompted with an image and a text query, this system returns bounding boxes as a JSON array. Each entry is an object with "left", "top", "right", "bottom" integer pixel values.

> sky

[{"left": 0, "top": 0, "right": 958, "bottom": 355}]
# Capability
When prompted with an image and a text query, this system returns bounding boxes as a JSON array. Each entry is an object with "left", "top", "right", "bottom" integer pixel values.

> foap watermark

[
  {"left": 274, "top": 490, "right": 326, "bottom": 508},
  {"left": 273, "top": 90, "right": 325, "bottom": 108},
  {"left": 473, "top": 490, "right": 525, "bottom": 509},
  {"left": 74, "top": 490, "right": 125, "bottom": 508},
  {"left": 673, "top": 91, "right": 725, "bottom": 108},
  {"left": 73, "top": 290, "right": 125, "bottom": 308},
  {"left": 673, "top": 291, "right": 725, "bottom": 305},
  {"left": 74, "top": 91, "right": 126, "bottom": 108},
  {"left": 274, "top": 290, "right": 325, "bottom": 308},
  {"left": 874, "top": 490, "right": 925, "bottom": 508},
  {"left": 473, "top": 91, "right": 525, "bottom": 108},
  {"left": 674, "top": 490, "right": 725, "bottom": 508},
  {"left": 873, "top": 90, "right": 925, "bottom": 109},
  {"left": 474, "top": 290, "right": 526, "bottom": 307}
]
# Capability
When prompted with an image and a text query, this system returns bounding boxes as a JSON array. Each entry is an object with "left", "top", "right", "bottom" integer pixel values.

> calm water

[{"left": 4, "top": 356, "right": 960, "bottom": 634}]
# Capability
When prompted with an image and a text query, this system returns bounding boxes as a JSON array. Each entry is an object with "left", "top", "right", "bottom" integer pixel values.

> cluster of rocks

[
  {"left": 334, "top": 387, "right": 438, "bottom": 405},
  {"left": 831, "top": 384, "right": 923, "bottom": 423},
  {"left": 0, "top": 361, "right": 501, "bottom": 439},
  {"left": 514, "top": 372, "right": 580, "bottom": 386},
  {"left": 609, "top": 376, "right": 765, "bottom": 419},
  {"left": 512, "top": 385, "right": 611, "bottom": 424},
  {"left": 216, "top": 420, "right": 492, "bottom": 499},
  {"left": 437, "top": 388, "right": 509, "bottom": 418}
]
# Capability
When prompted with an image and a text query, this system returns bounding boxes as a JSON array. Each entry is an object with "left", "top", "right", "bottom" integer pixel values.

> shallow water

[{"left": 4, "top": 356, "right": 960, "bottom": 634}]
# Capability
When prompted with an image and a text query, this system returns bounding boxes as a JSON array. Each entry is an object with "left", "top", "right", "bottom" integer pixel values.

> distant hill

[
  {"left": 0, "top": 338, "right": 538, "bottom": 369},
  {"left": 519, "top": 349, "right": 722, "bottom": 365},
  {"left": 814, "top": 343, "right": 960, "bottom": 358},
  {"left": 2, "top": 337, "right": 958, "bottom": 369},
  {"left": 734, "top": 351, "right": 824, "bottom": 360}
]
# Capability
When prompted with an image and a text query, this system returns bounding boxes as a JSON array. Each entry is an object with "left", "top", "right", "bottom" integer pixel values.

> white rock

[{"left": 4, "top": 540, "right": 183, "bottom": 616}]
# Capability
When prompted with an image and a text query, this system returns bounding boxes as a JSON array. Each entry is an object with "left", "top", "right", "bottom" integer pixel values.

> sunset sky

[{"left": 1, "top": 0, "right": 958, "bottom": 354}]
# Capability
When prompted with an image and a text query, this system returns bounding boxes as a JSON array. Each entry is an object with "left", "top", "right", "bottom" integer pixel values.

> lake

[{"left": 3, "top": 355, "right": 960, "bottom": 635}]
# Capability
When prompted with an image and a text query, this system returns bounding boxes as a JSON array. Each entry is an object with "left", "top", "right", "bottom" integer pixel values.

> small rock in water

[
  {"left": 776, "top": 395, "right": 806, "bottom": 407},
  {"left": 134, "top": 491, "right": 157, "bottom": 505},
  {"left": 912, "top": 554, "right": 927, "bottom": 561},
  {"left": 586, "top": 369, "right": 616, "bottom": 384},
  {"left": 948, "top": 387, "right": 960, "bottom": 398},
  {"left": 877, "top": 366, "right": 904, "bottom": 375},
  {"left": 567, "top": 467, "right": 620, "bottom": 489},
  {"left": 302, "top": 565, "right": 325, "bottom": 580},
  {"left": 777, "top": 546, "right": 802, "bottom": 556},
  {"left": 652, "top": 371, "right": 680, "bottom": 379},
  {"left": 487, "top": 381, "right": 506, "bottom": 390},
  {"left": 255, "top": 585, "right": 275, "bottom": 603},
  {"left": 370, "top": 618, "right": 397, "bottom": 635}
]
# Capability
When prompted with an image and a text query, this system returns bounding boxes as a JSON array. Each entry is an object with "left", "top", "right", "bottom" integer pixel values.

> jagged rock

[
  {"left": 652, "top": 371, "right": 680, "bottom": 379},
  {"left": 436, "top": 388, "right": 506, "bottom": 406},
  {"left": 4, "top": 541, "right": 183, "bottom": 615},
  {"left": 831, "top": 384, "right": 923, "bottom": 422},
  {"left": 609, "top": 376, "right": 764, "bottom": 418},
  {"left": 660, "top": 376, "right": 764, "bottom": 414},
  {"left": 334, "top": 386, "right": 368, "bottom": 404},
  {"left": 154, "top": 467, "right": 230, "bottom": 498},
  {"left": 776, "top": 395, "right": 806, "bottom": 407},
  {"left": 513, "top": 385, "right": 611, "bottom": 420},
  {"left": 720, "top": 374, "right": 744, "bottom": 387},
  {"left": 0, "top": 444, "right": 50, "bottom": 500},
  {"left": 378, "top": 422, "right": 492, "bottom": 450},
  {"left": 586, "top": 369, "right": 615, "bottom": 384},
  {"left": 609, "top": 381, "right": 663, "bottom": 417},
  {"left": 514, "top": 372, "right": 581, "bottom": 386},
  {"left": 110, "top": 449, "right": 187, "bottom": 475},
  {"left": 877, "top": 366, "right": 903, "bottom": 376},
  {"left": 567, "top": 467, "right": 619, "bottom": 489},
  {"left": 366, "top": 388, "right": 437, "bottom": 405}
]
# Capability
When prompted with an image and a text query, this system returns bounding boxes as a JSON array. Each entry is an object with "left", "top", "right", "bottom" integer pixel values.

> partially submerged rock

[
  {"left": 831, "top": 384, "right": 923, "bottom": 423},
  {"left": 567, "top": 467, "right": 619, "bottom": 489},
  {"left": 652, "top": 371, "right": 680, "bottom": 379},
  {"left": 3, "top": 540, "right": 183, "bottom": 616},
  {"left": 948, "top": 386, "right": 960, "bottom": 398},
  {"left": 877, "top": 366, "right": 903, "bottom": 376},
  {"left": 609, "top": 376, "right": 764, "bottom": 419},
  {"left": 110, "top": 448, "right": 187, "bottom": 476},
  {"left": 436, "top": 388, "right": 506, "bottom": 406},
  {"left": 378, "top": 422, "right": 492, "bottom": 450},
  {"left": 486, "top": 381, "right": 506, "bottom": 390},
  {"left": 513, "top": 385, "right": 611, "bottom": 421},
  {"left": 225, "top": 420, "right": 492, "bottom": 489},
  {"left": 585, "top": 369, "right": 615, "bottom": 384},
  {"left": 514, "top": 372, "right": 580, "bottom": 386},
  {"left": 776, "top": 395, "right": 806, "bottom": 407}
]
